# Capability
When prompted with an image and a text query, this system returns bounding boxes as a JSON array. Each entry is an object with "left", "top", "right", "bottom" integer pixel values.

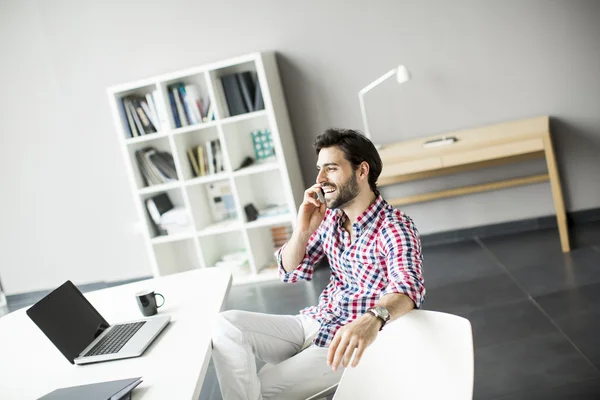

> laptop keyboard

[{"left": 85, "top": 321, "right": 146, "bottom": 357}]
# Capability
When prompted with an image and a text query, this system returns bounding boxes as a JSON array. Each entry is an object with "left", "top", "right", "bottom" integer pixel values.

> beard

[{"left": 326, "top": 170, "right": 360, "bottom": 209}]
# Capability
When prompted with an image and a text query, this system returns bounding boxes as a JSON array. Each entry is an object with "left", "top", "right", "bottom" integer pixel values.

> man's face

[{"left": 316, "top": 147, "right": 360, "bottom": 209}]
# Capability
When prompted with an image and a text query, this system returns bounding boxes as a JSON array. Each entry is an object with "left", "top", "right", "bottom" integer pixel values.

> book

[
  {"left": 205, "top": 140, "right": 215, "bottom": 174},
  {"left": 126, "top": 100, "right": 145, "bottom": 136},
  {"left": 254, "top": 77, "right": 264, "bottom": 111},
  {"left": 221, "top": 73, "right": 247, "bottom": 116},
  {"left": 168, "top": 89, "right": 181, "bottom": 128},
  {"left": 149, "top": 151, "right": 177, "bottom": 179},
  {"left": 172, "top": 87, "right": 189, "bottom": 127},
  {"left": 178, "top": 84, "right": 195, "bottom": 124},
  {"left": 37, "top": 377, "right": 142, "bottom": 400},
  {"left": 197, "top": 144, "right": 206, "bottom": 176},
  {"left": 201, "top": 95, "right": 210, "bottom": 119},
  {"left": 136, "top": 147, "right": 177, "bottom": 186},
  {"left": 152, "top": 90, "right": 169, "bottom": 130},
  {"left": 183, "top": 84, "right": 203, "bottom": 124},
  {"left": 144, "top": 93, "right": 160, "bottom": 131},
  {"left": 187, "top": 148, "right": 201, "bottom": 177},
  {"left": 237, "top": 72, "right": 256, "bottom": 113},
  {"left": 119, "top": 99, "right": 133, "bottom": 138},
  {"left": 213, "top": 140, "right": 224, "bottom": 172},
  {"left": 134, "top": 99, "right": 157, "bottom": 134},
  {"left": 205, "top": 102, "right": 215, "bottom": 122}
]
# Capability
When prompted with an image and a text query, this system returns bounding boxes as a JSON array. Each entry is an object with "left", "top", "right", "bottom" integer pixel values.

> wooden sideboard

[{"left": 377, "top": 116, "right": 570, "bottom": 252}]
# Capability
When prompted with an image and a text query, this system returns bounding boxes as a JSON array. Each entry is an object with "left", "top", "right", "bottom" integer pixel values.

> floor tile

[
  {"left": 422, "top": 240, "right": 503, "bottom": 289},
  {"left": 572, "top": 221, "right": 600, "bottom": 246},
  {"left": 507, "top": 247, "right": 600, "bottom": 296},
  {"left": 474, "top": 332, "right": 599, "bottom": 399},
  {"left": 480, "top": 228, "right": 565, "bottom": 270},
  {"left": 490, "top": 377, "right": 600, "bottom": 400},
  {"left": 462, "top": 299, "right": 556, "bottom": 349},
  {"left": 534, "top": 283, "right": 600, "bottom": 319},
  {"left": 422, "top": 273, "right": 526, "bottom": 316},
  {"left": 535, "top": 283, "right": 600, "bottom": 370},
  {"left": 553, "top": 310, "right": 600, "bottom": 370}
]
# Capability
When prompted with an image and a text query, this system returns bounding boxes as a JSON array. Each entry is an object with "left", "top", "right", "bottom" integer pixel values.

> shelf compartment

[
  {"left": 140, "top": 188, "right": 191, "bottom": 240},
  {"left": 234, "top": 169, "right": 290, "bottom": 223},
  {"left": 153, "top": 238, "right": 200, "bottom": 276},
  {"left": 172, "top": 125, "right": 226, "bottom": 181},
  {"left": 127, "top": 136, "right": 179, "bottom": 190},
  {"left": 221, "top": 112, "right": 274, "bottom": 173},
  {"left": 209, "top": 60, "right": 265, "bottom": 120},
  {"left": 114, "top": 84, "right": 167, "bottom": 140},
  {"left": 199, "top": 231, "right": 248, "bottom": 269},
  {"left": 186, "top": 179, "right": 239, "bottom": 231},
  {"left": 246, "top": 223, "right": 292, "bottom": 273},
  {"left": 160, "top": 71, "right": 215, "bottom": 131}
]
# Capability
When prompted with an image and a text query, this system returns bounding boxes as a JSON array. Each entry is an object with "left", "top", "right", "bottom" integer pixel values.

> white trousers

[{"left": 211, "top": 310, "right": 343, "bottom": 400}]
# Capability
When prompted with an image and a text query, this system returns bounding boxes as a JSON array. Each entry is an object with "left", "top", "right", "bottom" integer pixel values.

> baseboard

[{"left": 421, "top": 207, "right": 600, "bottom": 247}]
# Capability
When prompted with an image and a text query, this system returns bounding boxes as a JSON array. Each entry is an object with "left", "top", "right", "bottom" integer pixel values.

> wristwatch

[{"left": 366, "top": 306, "right": 391, "bottom": 331}]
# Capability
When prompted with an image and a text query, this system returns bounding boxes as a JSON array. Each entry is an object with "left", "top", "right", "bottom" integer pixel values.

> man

[{"left": 212, "top": 128, "right": 425, "bottom": 400}]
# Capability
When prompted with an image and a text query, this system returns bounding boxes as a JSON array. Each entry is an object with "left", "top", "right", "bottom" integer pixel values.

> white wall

[{"left": 1, "top": 0, "right": 599, "bottom": 294}]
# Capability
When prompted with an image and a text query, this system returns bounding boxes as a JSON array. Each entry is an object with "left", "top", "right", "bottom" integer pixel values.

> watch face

[{"left": 375, "top": 306, "right": 390, "bottom": 320}]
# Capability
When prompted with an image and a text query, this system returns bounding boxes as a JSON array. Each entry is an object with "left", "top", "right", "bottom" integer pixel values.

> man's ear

[{"left": 359, "top": 161, "right": 370, "bottom": 180}]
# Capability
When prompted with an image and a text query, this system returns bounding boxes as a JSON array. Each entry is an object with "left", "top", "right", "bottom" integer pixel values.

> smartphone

[{"left": 315, "top": 188, "right": 325, "bottom": 203}]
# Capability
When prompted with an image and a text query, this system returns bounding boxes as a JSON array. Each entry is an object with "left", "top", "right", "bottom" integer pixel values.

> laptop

[{"left": 26, "top": 280, "right": 170, "bottom": 365}]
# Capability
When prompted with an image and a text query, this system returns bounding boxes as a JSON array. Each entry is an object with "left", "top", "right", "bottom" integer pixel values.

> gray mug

[{"left": 135, "top": 289, "right": 165, "bottom": 316}]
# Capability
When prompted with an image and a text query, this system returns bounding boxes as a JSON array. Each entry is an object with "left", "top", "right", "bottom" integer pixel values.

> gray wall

[{"left": 1, "top": 0, "right": 599, "bottom": 294}]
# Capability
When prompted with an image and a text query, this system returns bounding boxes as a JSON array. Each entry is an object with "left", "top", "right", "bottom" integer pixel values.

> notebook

[{"left": 37, "top": 377, "right": 142, "bottom": 400}]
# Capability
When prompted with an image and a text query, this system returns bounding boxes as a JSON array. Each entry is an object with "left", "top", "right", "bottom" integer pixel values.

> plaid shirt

[{"left": 276, "top": 195, "right": 425, "bottom": 348}]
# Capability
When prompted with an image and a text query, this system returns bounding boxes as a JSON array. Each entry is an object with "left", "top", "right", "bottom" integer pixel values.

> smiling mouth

[{"left": 322, "top": 186, "right": 336, "bottom": 196}]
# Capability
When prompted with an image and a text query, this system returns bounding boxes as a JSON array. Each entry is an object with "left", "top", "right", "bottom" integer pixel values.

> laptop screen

[{"left": 26, "top": 281, "right": 109, "bottom": 364}]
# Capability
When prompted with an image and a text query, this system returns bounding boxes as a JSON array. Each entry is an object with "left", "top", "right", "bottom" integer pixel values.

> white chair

[{"left": 332, "top": 310, "right": 474, "bottom": 400}]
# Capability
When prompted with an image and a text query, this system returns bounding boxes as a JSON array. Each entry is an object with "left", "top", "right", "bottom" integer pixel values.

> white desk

[{"left": 0, "top": 268, "right": 232, "bottom": 400}]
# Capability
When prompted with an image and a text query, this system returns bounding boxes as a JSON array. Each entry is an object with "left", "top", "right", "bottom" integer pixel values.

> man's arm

[
  {"left": 280, "top": 231, "right": 314, "bottom": 273},
  {"left": 370, "top": 292, "right": 415, "bottom": 326},
  {"left": 276, "top": 184, "right": 327, "bottom": 281},
  {"left": 327, "top": 216, "right": 425, "bottom": 371},
  {"left": 326, "top": 293, "right": 414, "bottom": 371}
]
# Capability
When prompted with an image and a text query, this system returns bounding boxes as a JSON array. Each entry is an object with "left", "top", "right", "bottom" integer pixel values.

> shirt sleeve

[
  {"left": 275, "top": 227, "right": 325, "bottom": 283},
  {"left": 378, "top": 215, "right": 426, "bottom": 308}
]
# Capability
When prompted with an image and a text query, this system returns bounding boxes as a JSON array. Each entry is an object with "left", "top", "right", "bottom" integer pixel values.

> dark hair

[{"left": 313, "top": 128, "right": 382, "bottom": 192}]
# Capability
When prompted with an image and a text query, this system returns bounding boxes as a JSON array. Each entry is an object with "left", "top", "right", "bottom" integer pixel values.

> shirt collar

[{"left": 335, "top": 194, "right": 387, "bottom": 234}]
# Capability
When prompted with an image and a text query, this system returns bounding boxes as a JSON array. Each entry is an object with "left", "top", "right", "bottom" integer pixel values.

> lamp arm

[
  {"left": 358, "top": 68, "right": 397, "bottom": 141},
  {"left": 359, "top": 91, "right": 371, "bottom": 140},
  {"left": 358, "top": 69, "right": 397, "bottom": 95}
]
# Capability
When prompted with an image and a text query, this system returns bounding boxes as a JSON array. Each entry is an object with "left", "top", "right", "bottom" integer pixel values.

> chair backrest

[{"left": 332, "top": 310, "right": 473, "bottom": 400}]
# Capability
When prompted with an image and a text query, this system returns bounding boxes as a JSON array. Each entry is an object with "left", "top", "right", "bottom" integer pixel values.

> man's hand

[
  {"left": 297, "top": 184, "right": 327, "bottom": 235},
  {"left": 326, "top": 314, "right": 381, "bottom": 371}
]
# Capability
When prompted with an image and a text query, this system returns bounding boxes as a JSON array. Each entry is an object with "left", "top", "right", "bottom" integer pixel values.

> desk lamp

[{"left": 358, "top": 65, "right": 411, "bottom": 142}]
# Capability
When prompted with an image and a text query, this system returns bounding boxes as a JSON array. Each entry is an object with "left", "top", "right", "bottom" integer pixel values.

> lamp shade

[{"left": 396, "top": 65, "right": 411, "bottom": 84}]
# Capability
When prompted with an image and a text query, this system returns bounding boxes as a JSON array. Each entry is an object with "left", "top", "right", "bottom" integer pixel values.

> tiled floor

[{"left": 4, "top": 222, "right": 600, "bottom": 399}]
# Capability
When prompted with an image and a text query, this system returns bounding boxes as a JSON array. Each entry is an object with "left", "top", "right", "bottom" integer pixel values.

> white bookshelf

[{"left": 107, "top": 52, "right": 304, "bottom": 285}]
